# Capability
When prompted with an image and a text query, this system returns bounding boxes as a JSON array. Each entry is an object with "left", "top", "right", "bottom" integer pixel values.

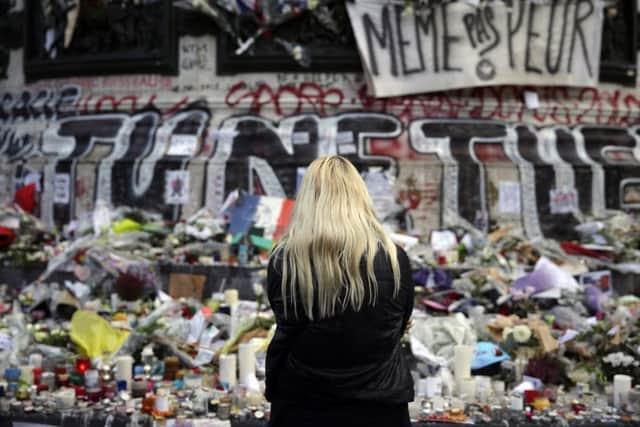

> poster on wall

[
  {"left": 165, "top": 170, "right": 190, "bottom": 205},
  {"left": 347, "top": 0, "right": 604, "bottom": 97}
]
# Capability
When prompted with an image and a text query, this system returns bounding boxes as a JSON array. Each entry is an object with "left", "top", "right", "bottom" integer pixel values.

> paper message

[
  {"left": 498, "top": 181, "right": 521, "bottom": 214},
  {"left": 165, "top": 170, "right": 190, "bottom": 205},
  {"left": 54, "top": 173, "right": 70, "bottom": 204},
  {"left": 168, "top": 134, "right": 199, "bottom": 156}
]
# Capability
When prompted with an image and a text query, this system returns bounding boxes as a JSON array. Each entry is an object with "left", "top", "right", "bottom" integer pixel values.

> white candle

[
  {"left": 154, "top": 388, "right": 169, "bottom": 413},
  {"left": 55, "top": 388, "right": 76, "bottom": 409},
  {"left": 493, "top": 380, "right": 505, "bottom": 399},
  {"left": 453, "top": 345, "right": 473, "bottom": 382},
  {"left": 614, "top": 374, "right": 632, "bottom": 408},
  {"left": 219, "top": 354, "right": 237, "bottom": 389},
  {"left": 238, "top": 343, "right": 256, "bottom": 385},
  {"left": 85, "top": 369, "right": 99, "bottom": 388},
  {"left": 426, "top": 377, "right": 442, "bottom": 398},
  {"left": 457, "top": 377, "right": 476, "bottom": 402},
  {"left": 510, "top": 394, "right": 524, "bottom": 411},
  {"left": 115, "top": 355, "right": 134, "bottom": 391}
]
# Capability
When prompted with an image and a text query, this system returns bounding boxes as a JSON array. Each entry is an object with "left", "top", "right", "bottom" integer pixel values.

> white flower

[
  {"left": 512, "top": 325, "right": 533, "bottom": 343},
  {"left": 603, "top": 352, "right": 636, "bottom": 368},
  {"left": 253, "top": 283, "right": 264, "bottom": 298}
]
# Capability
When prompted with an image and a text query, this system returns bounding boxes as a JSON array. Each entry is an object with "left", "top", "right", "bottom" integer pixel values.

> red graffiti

[
  {"left": 225, "top": 82, "right": 344, "bottom": 115},
  {"left": 81, "top": 94, "right": 191, "bottom": 117},
  {"left": 224, "top": 81, "right": 640, "bottom": 126}
]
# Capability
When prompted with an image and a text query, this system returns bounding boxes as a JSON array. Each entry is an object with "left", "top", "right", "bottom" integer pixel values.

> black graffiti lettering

[
  {"left": 441, "top": 2, "right": 462, "bottom": 72},
  {"left": 395, "top": 5, "right": 424, "bottom": 75},
  {"left": 463, "top": 13, "right": 477, "bottom": 49},
  {"left": 479, "top": 7, "right": 500, "bottom": 57},
  {"left": 545, "top": 0, "right": 571, "bottom": 74},
  {"left": 525, "top": 2, "right": 542, "bottom": 74},
  {"left": 415, "top": 8, "right": 438, "bottom": 72},
  {"left": 568, "top": 0, "right": 595, "bottom": 77},
  {"left": 362, "top": 6, "right": 397, "bottom": 77},
  {"left": 507, "top": 1, "right": 526, "bottom": 69}
]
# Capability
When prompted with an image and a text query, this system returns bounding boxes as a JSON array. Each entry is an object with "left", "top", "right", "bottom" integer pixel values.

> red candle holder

[
  {"left": 57, "top": 373, "right": 70, "bottom": 388},
  {"left": 524, "top": 389, "right": 540, "bottom": 404},
  {"left": 73, "top": 385, "right": 87, "bottom": 399},
  {"left": 37, "top": 384, "right": 49, "bottom": 393},
  {"left": 75, "top": 358, "right": 90, "bottom": 374},
  {"left": 102, "top": 383, "right": 116, "bottom": 399},
  {"left": 87, "top": 387, "right": 102, "bottom": 403},
  {"left": 32, "top": 368, "right": 43, "bottom": 385}
]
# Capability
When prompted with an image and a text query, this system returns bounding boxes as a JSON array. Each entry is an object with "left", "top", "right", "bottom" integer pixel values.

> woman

[{"left": 266, "top": 156, "right": 415, "bottom": 427}]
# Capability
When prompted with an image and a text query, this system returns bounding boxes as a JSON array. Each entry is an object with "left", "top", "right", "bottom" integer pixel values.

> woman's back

[
  {"left": 266, "top": 245, "right": 414, "bottom": 422},
  {"left": 264, "top": 156, "right": 415, "bottom": 427}
]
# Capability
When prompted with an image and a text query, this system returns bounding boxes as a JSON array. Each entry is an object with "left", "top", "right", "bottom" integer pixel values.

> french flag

[{"left": 227, "top": 193, "right": 294, "bottom": 241}]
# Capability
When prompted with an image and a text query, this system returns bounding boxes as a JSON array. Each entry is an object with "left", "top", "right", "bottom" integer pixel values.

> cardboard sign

[
  {"left": 347, "top": 1, "right": 603, "bottom": 97},
  {"left": 168, "top": 273, "right": 206, "bottom": 300}
]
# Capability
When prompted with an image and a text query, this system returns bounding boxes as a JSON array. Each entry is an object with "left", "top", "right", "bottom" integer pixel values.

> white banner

[{"left": 347, "top": 0, "right": 604, "bottom": 97}]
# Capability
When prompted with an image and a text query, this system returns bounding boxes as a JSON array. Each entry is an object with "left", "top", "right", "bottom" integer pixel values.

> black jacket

[{"left": 265, "top": 244, "right": 415, "bottom": 406}]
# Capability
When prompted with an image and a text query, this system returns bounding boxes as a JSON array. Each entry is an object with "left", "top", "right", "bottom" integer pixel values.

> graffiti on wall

[{"left": 2, "top": 83, "right": 640, "bottom": 241}]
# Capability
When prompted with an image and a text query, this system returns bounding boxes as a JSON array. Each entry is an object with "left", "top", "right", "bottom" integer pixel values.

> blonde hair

[{"left": 275, "top": 156, "right": 401, "bottom": 320}]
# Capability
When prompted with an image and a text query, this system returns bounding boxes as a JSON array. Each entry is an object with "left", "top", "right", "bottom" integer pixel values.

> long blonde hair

[{"left": 275, "top": 156, "right": 401, "bottom": 320}]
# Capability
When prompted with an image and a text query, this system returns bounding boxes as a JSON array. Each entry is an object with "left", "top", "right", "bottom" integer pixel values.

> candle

[
  {"left": 32, "top": 368, "right": 43, "bottom": 385},
  {"left": 614, "top": 374, "right": 632, "bottom": 408},
  {"left": 154, "top": 388, "right": 170, "bottom": 413},
  {"left": 41, "top": 372, "right": 56, "bottom": 391},
  {"left": 219, "top": 354, "right": 237, "bottom": 389},
  {"left": 87, "top": 387, "right": 102, "bottom": 403},
  {"left": 115, "top": 355, "right": 134, "bottom": 391},
  {"left": 510, "top": 394, "right": 524, "bottom": 411},
  {"left": 29, "top": 354, "right": 43, "bottom": 369},
  {"left": 425, "top": 377, "right": 442, "bottom": 398},
  {"left": 493, "top": 380, "right": 505, "bottom": 400},
  {"left": 75, "top": 357, "right": 90, "bottom": 374},
  {"left": 54, "top": 388, "right": 76, "bottom": 409},
  {"left": 84, "top": 370, "right": 99, "bottom": 388},
  {"left": 453, "top": 345, "right": 473, "bottom": 383},
  {"left": 457, "top": 377, "right": 476, "bottom": 402},
  {"left": 238, "top": 343, "right": 256, "bottom": 385}
]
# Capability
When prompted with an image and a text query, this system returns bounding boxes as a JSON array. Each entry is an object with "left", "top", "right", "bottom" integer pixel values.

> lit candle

[{"left": 75, "top": 357, "right": 90, "bottom": 374}]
